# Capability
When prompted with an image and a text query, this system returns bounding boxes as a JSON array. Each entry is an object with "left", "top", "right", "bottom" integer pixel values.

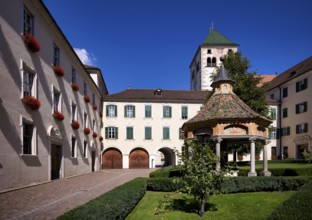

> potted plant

[
  {"left": 22, "top": 96, "right": 41, "bottom": 110},
  {"left": 84, "top": 95, "right": 90, "bottom": 103},
  {"left": 99, "top": 136, "right": 104, "bottom": 142},
  {"left": 23, "top": 32, "right": 40, "bottom": 53},
  {"left": 53, "top": 110, "right": 65, "bottom": 121},
  {"left": 84, "top": 128, "right": 90, "bottom": 135},
  {"left": 92, "top": 104, "right": 97, "bottom": 111},
  {"left": 92, "top": 132, "right": 98, "bottom": 138},
  {"left": 71, "top": 82, "right": 79, "bottom": 91},
  {"left": 71, "top": 121, "right": 80, "bottom": 129},
  {"left": 53, "top": 65, "right": 64, "bottom": 77}
]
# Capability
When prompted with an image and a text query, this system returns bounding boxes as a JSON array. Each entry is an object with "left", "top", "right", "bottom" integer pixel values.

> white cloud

[{"left": 74, "top": 48, "right": 97, "bottom": 66}]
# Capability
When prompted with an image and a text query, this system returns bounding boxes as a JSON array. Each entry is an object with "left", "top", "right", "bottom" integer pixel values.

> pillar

[
  {"left": 261, "top": 140, "right": 271, "bottom": 176},
  {"left": 150, "top": 154, "right": 156, "bottom": 168},
  {"left": 123, "top": 154, "right": 129, "bottom": 169},
  {"left": 216, "top": 137, "right": 222, "bottom": 170},
  {"left": 248, "top": 137, "right": 257, "bottom": 177}
]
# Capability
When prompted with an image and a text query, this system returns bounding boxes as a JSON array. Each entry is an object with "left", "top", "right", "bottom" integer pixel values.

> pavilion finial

[{"left": 210, "top": 22, "right": 214, "bottom": 32}]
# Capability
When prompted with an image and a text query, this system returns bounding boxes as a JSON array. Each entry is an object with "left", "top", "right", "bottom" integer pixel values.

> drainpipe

[{"left": 278, "top": 86, "right": 283, "bottom": 160}]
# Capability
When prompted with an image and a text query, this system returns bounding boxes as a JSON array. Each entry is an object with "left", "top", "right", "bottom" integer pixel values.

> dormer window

[{"left": 154, "top": 89, "right": 162, "bottom": 96}]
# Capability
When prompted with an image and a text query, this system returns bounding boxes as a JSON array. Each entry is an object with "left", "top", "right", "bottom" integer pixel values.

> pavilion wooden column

[
  {"left": 261, "top": 140, "right": 271, "bottom": 176},
  {"left": 215, "top": 137, "right": 222, "bottom": 170},
  {"left": 248, "top": 137, "right": 257, "bottom": 177}
]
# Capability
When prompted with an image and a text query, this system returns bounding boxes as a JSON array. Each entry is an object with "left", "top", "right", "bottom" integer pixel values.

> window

[
  {"left": 145, "top": 105, "right": 152, "bottom": 118},
  {"left": 296, "top": 102, "right": 307, "bottom": 114},
  {"left": 92, "top": 93, "right": 96, "bottom": 105},
  {"left": 207, "top": 57, "right": 212, "bottom": 67},
  {"left": 83, "top": 140, "right": 88, "bottom": 158},
  {"left": 125, "top": 105, "right": 135, "bottom": 118},
  {"left": 83, "top": 111, "right": 88, "bottom": 129},
  {"left": 163, "top": 127, "right": 170, "bottom": 140},
  {"left": 270, "top": 93, "right": 274, "bottom": 99},
  {"left": 207, "top": 49, "right": 211, "bottom": 54},
  {"left": 296, "top": 123, "right": 308, "bottom": 134},
  {"left": 282, "top": 87, "right": 288, "bottom": 98},
  {"left": 296, "top": 78, "right": 308, "bottom": 92},
  {"left": 21, "top": 62, "right": 37, "bottom": 98},
  {"left": 281, "top": 127, "right": 290, "bottom": 136},
  {"left": 269, "top": 127, "right": 277, "bottom": 139},
  {"left": 212, "top": 57, "right": 217, "bottom": 67},
  {"left": 53, "top": 88, "right": 61, "bottom": 113},
  {"left": 106, "top": 105, "right": 117, "bottom": 117},
  {"left": 71, "top": 102, "right": 77, "bottom": 122},
  {"left": 270, "top": 108, "right": 277, "bottom": 120},
  {"left": 53, "top": 43, "right": 60, "bottom": 66},
  {"left": 92, "top": 119, "right": 96, "bottom": 132},
  {"left": 83, "top": 82, "right": 87, "bottom": 96},
  {"left": 282, "top": 108, "right": 288, "bottom": 118},
  {"left": 71, "top": 136, "right": 77, "bottom": 158},
  {"left": 283, "top": 146, "right": 288, "bottom": 159},
  {"left": 163, "top": 106, "right": 172, "bottom": 118},
  {"left": 23, "top": 7, "right": 34, "bottom": 34},
  {"left": 71, "top": 67, "right": 76, "bottom": 83},
  {"left": 182, "top": 106, "right": 188, "bottom": 119},
  {"left": 105, "top": 127, "right": 118, "bottom": 139},
  {"left": 271, "top": 147, "right": 277, "bottom": 159},
  {"left": 179, "top": 128, "right": 184, "bottom": 139},
  {"left": 145, "top": 127, "right": 152, "bottom": 140},
  {"left": 126, "top": 127, "right": 134, "bottom": 140},
  {"left": 21, "top": 118, "right": 36, "bottom": 155}
]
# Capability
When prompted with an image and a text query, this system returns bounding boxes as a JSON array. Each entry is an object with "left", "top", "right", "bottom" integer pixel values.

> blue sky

[{"left": 43, "top": 0, "right": 312, "bottom": 94}]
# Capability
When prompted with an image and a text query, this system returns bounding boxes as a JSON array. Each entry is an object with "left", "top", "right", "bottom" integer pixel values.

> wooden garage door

[
  {"left": 102, "top": 148, "right": 122, "bottom": 169},
  {"left": 129, "top": 149, "right": 149, "bottom": 168}
]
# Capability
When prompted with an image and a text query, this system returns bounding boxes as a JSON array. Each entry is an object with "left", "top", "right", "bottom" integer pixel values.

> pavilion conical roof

[{"left": 202, "top": 29, "right": 238, "bottom": 46}]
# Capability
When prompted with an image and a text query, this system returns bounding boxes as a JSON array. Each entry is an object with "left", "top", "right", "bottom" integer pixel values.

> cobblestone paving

[{"left": 0, "top": 169, "right": 154, "bottom": 220}]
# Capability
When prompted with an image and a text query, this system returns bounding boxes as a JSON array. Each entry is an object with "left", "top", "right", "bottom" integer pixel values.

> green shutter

[
  {"left": 163, "top": 106, "right": 165, "bottom": 117},
  {"left": 116, "top": 127, "right": 118, "bottom": 139},
  {"left": 169, "top": 107, "right": 172, "bottom": 117},
  {"left": 105, "top": 127, "right": 108, "bottom": 139},
  {"left": 124, "top": 106, "right": 127, "bottom": 117},
  {"left": 106, "top": 105, "right": 109, "bottom": 116},
  {"left": 133, "top": 106, "right": 135, "bottom": 117}
]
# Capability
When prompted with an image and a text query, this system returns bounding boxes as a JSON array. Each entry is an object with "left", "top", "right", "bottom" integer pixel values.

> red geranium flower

[
  {"left": 71, "top": 82, "right": 79, "bottom": 91},
  {"left": 53, "top": 110, "right": 65, "bottom": 121},
  {"left": 54, "top": 65, "right": 64, "bottom": 77},
  {"left": 84, "top": 128, "right": 91, "bottom": 135},
  {"left": 71, "top": 121, "right": 80, "bottom": 129},
  {"left": 22, "top": 96, "right": 41, "bottom": 110},
  {"left": 92, "top": 104, "right": 97, "bottom": 111},
  {"left": 84, "top": 95, "right": 90, "bottom": 103},
  {"left": 23, "top": 32, "right": 40, "bottom": 53},
  {"left": 92, "top": 132, "right": 98, "bottom": 138},
  {"left": 99, "top": 136, "right": 104, "bottom": 141},
  {"left": 99, "top": 112, "right": 103, "bottom": 118}
]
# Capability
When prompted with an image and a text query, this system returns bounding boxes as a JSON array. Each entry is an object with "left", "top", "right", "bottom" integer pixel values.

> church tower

[{"left": 190, "top": 28, "right": 238, "bottom": 91}]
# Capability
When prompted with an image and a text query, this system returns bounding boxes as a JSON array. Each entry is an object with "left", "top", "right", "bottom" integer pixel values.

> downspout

[{"left": 278, "top": 86, "right": 283, "bottom": 160}]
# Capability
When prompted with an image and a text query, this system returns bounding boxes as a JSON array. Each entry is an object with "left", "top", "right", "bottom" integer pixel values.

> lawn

[{"left": 126, "top": 191, "right": 295, "bottom": 220}]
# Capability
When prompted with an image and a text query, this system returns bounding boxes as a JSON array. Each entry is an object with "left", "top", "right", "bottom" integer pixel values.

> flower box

[
  {"left": 23, "top": 32, "right": 40, "bottom": 53},
  {"left": 99, "top": 136, "right": 104, "bottom": 142},
  {"left": 93, "top": 132, "right": 98, "bottom": 138},
  {"left": 92, "top": 104, "right": 97, "bottom": 111},
  {"left": 84, "top": 95, "right": 90, "bottom": 103},
  {"left": 53, "top": 65, "right": 64, "bottom": 77},
  {"left": 84, "top": 128, "right": 90, "bottom": 135},
  {"left": 53, "top": 110, "right": 65, "bottom": 121},
  {"left": 71, "top": 121, "right": 80, "bottom": 129},
  {"left": 71, "top": 82, "right": 79, "bottom": 91},
  {"left": 22, "top": 96, "right": 41, "bottom": 110}
]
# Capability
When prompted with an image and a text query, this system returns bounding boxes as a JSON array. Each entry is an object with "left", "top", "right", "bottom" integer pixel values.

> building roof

[
  {"left": 257, "top": 75, "right": 276, "bottom": 87},
  {"left": 202, "top": 29, "right": 238, "bottom": 46},
  {"left": 103, "top": 89, "right": 208, "bottom": 103},
  {"left": 268, "top": 56, "right": 312, "bottom": 91},
  {"left": 211, "top": 62, "right": 235, "bottom": 88}
]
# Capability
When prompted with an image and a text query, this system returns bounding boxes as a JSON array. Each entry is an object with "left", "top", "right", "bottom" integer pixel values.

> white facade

[{"left": 0, "top": 0, "right": 107, "bottom": 192}]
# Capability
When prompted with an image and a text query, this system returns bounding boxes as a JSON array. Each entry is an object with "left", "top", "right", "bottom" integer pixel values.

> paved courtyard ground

[{"left": 0, "top": 169, "right": 154, "bottom": 220}]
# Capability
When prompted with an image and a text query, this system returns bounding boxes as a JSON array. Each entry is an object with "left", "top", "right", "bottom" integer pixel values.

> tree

[
  {"left": 175, "top": 140, "right": 224, "bottom": 217},
  {"left": 213, "top": 50, "right": 269, "bottom": 117}
]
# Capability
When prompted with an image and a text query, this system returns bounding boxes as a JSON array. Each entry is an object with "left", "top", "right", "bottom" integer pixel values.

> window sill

[{"left": 20, "top": 154, "right": 38, "bottom": 157}]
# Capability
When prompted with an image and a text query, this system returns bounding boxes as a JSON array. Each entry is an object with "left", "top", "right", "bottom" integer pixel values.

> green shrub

[
  {"left": 146, "top": 176, "right": 312, "bottom": 194},
  {"left": 149, "top": 165, "right": 182, "bottom": 178},
  {"left": 58, "top": 178, "right": 147, "bottom": 220},
  {"left": 238, "top": 167, "right": 312, "bottom": 176},
  {"left": 268, "top": 180, "right": 312, "bottom": 220}
]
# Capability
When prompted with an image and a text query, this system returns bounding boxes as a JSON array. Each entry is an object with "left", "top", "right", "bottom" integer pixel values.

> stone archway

[
  {"left": 129, "top": 148, "right": 149, "bottom": 168},
  {"left": 156, "top": 147, "right": 176, "bottom": 167},
  {"left": 102, "top": 148, "right": 122, "bottom": 169}
]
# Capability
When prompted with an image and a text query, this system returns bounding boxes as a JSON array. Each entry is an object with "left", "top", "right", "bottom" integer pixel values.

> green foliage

[
  {"left": 302, "top": 151, "right": 312, "bottom": 163},
  {"left": 58, "top": 178, "right": 147, "bottom": 220},
  {"left": 268, "top": 180, "right": 312, "bottom": 220},
  {"left": 149, "top": 165, "right": 182, "bottom": 178},
  {"left": 147, "top": 177, "right": 182, "bottom": 192}
]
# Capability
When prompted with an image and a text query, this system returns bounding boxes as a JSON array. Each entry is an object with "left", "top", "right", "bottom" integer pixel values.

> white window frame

[
  {"left": 163, "top": 105, "right": 172, "bottom": 118},
  {"left": 53, "top": 43, "right": 60, "bottom": 66},
  {"left": 21, "top": 60, "right": 37, "bottom": 98},
  {"left": 163, "top": 127, "right": 170, "bottom": 140},
  {"left": 23, "top": 6, "right": 34, "bottom": 34},
  {"left": 20, "top": 115, "right": 37, "bottom": 156},
  {"left": 83, "top": 111, "right": 88, "bottom": 129},
  {"left": 52, "top": 86, "right": 62, "bottom": 113},
  {"left": 71, "top": 102, "right": 77, "bottom": 122},
  {"left": 107, "top": 127, "right": 118, "bottom": 139},
  {"left": 181, "top": 106, "right": 188, "bottom": 119},
  {"left": 107, "top": 105, "right": 117, "bottom": 117},
  {"left": 92, "top": 118, "right": 96, "bottom": 133},
  {"left": 125, "top": 105, "right": 135, "bottom": 118},
  {"left": 71, "top": 135, "right": 77, "bottom": 158}
]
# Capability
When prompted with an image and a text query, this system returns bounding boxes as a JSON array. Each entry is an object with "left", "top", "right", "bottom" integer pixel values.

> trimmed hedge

[
  {"left": 146, "top": 176, "right": 312, "bottom": 193},
  {"left": 238, "top": 167, "right": 312, "bottom": 176},
  {"left": 57, "top": 178, "right": 147, "bottom": 220},
  {"left": 149, "top": 165, "right": 182, "bottom": 178},
  {"left": 268, "top": 180, "right": 312, "bottom": 220}
]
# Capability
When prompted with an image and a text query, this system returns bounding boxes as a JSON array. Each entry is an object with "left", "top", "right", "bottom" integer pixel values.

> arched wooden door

[
  {"left": 102, "top": 148, "right": 122, "bottom": 169},
  {"left": 129, "top": 148, "right": 149, "bottom": 168}
]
